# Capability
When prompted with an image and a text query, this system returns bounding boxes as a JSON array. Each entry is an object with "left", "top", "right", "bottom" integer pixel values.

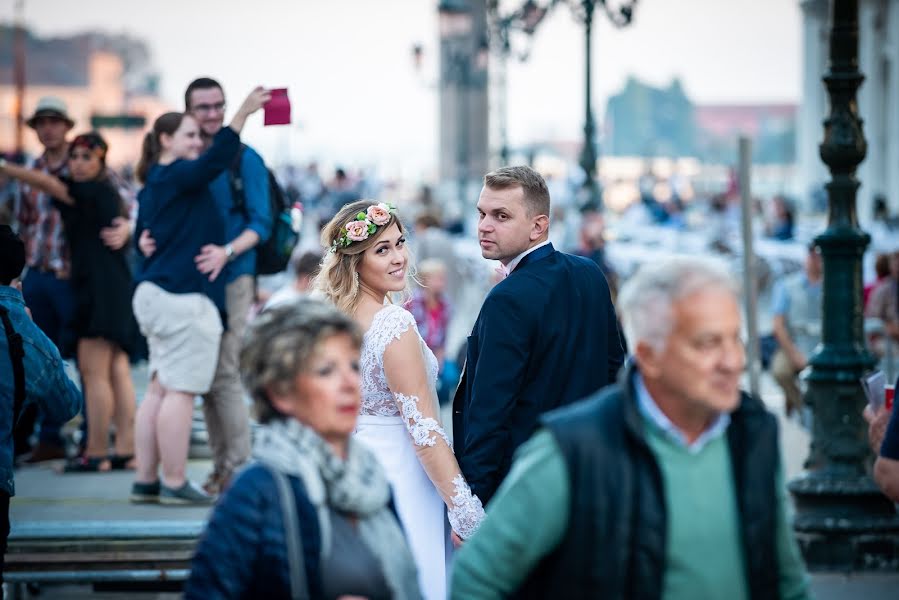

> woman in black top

[{"left": 0, "top": 133, "right": 137, "bottom": 472}]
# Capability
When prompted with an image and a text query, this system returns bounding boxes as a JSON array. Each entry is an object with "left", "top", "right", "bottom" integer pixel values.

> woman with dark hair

[
  {"left": 186, "top": 298, "right": 420, "bottom": 599},
  {"left": 0, "top": 132, "right": 138, "bottom": 472},
  {"left": 129, "top": 87, "right": 269, "bottom": 505}
]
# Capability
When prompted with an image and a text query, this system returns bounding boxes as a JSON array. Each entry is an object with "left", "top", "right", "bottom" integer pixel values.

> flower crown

[{"left": 329, "top": 203, "right": 397, "bottom": 253}]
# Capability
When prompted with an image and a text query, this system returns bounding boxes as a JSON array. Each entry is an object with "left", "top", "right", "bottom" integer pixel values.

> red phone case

[{"left": 264, "top": 88, "right": 291, "bottom": 126}]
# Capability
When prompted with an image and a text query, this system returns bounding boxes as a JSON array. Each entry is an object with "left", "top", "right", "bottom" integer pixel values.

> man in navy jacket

[{"left": 453, "top": 166, "right": 625, "bottom": 505}]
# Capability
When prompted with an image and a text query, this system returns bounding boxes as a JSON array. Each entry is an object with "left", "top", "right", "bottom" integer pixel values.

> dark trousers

[
  {"left": 0, "top": 490, "right": 9, "bottom": 584},
  {"left": 18, "top": 269, "right": 76, "bottom": 448}
]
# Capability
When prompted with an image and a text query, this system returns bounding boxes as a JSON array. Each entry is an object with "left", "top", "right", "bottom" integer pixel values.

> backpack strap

[
  {"left": 227, "top": 144, "right": 249, "bottom": 218},
  {"left": 0, "top": 306, "right": 26, "bottom": 426},
  {"left": 263, "top": 463, "right": 309, "bottom": 600}
]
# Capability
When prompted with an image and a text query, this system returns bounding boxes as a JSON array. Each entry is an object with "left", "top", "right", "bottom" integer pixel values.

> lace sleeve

[
  {"left": 382, "top": 311, "right": 485, "bottom": 538},
  {"left": 395, "top": 392, "right": 451, "bottom": 448},
  {"left": 448, "top": 474, "right": 485, "bottom": 539}
]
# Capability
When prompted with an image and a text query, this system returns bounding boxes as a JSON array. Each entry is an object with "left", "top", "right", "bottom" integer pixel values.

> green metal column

[
  {"left": 788, "top": 0, "right": 899, "bottom": 571},
  {"left": 578, "top": 0, "right": 601, "bottom": 211}
]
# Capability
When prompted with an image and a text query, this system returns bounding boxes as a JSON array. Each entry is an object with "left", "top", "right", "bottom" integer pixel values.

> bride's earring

[{"left": 352, "top": 270, "right": 360, "bottom": 295}]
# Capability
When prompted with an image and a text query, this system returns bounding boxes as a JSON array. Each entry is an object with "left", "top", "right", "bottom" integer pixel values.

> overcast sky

[{"left": 6, "top": 0, "right": 801, "bottom": 177}]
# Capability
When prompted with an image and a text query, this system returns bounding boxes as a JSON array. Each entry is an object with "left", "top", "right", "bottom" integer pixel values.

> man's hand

[
  {"left": 138, "top": 229, "right": 156, "bottom": 258},
  {"left": 863, "top": 403, "right": 891, "bottom": 454},
  {"left": 195, "top": 244, "right": 227, "bottom": 282},
  {"left": 100, "top": 217, "right": 131, "bottom": 250}
]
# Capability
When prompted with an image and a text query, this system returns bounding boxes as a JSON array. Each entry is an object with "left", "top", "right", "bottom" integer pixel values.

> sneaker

[
  {"left": 130, "top": 480, "right": 161, "bottom": 503},
  {"left": 160, "top": 481, "right": 215, "bottom": 506}
]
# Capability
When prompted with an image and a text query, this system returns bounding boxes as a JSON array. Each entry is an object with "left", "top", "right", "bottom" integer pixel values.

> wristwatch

[{"left": 224, "top": 243, "right": 235, "bottom": 262}]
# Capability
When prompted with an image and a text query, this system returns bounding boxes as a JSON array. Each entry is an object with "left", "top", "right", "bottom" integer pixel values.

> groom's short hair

[{"left": 484, "top": 166, "right": 550, "bottom": 218}]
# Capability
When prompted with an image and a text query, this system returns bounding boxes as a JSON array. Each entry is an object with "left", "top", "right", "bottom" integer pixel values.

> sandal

[
  {"left": 109, "top": 454, "right": 135, "bottom": 470},
  {"left": 62, "top": 456, "right": 109, "bottom": 473}
]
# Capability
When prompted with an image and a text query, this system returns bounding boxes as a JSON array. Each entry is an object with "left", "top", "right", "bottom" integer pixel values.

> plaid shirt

[{"left": 15, "top": 154, "right": 71, "bottom": 273}]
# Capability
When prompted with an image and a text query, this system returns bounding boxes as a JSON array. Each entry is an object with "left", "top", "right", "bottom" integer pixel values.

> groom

[{"left": 453, "top": 166, "right": 625, "bottom": 505}]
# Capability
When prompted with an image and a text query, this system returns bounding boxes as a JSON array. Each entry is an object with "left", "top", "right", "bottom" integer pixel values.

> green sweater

[{"left": 451, "top": 427, "right": 811, "bottom": 599}]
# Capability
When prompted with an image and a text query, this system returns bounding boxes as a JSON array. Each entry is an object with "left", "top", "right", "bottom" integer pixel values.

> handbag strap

[
  {"left": 264, "top": 464, "right": 309, "bottom": 600},
  {"left": 0, "top": 306, "right": 26, "bottom": 425}
]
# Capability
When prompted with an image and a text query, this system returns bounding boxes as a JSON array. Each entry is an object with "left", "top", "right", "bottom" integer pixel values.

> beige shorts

[{"left": 132, "top": 281, "right": 223, "bottom": 395}]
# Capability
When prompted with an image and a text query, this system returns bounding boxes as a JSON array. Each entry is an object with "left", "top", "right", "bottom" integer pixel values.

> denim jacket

[{"left": 0, "top": 285, "right": 82, "bottom": 495}]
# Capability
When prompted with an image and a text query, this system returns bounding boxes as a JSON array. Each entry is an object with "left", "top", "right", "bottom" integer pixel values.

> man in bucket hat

[
  {"left": 24, "top": 96, "right": 75, "bottom": 129},
  {"left": 8, "top": 97, "right": 129, "bottom": 462}
]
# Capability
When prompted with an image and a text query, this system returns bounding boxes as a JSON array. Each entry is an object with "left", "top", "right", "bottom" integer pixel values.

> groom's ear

[{"left": 530, "top": 214, "right": 549, "bottom": 240}]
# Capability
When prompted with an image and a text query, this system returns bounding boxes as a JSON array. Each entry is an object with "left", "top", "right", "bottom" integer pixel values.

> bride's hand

[{"left": 451, "top": 531, "right": 464, "bottom": 548}]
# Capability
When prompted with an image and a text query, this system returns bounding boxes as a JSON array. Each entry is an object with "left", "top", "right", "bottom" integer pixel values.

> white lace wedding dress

[{"left": 354, "top": 304, "right": 484, "bottom": 600}]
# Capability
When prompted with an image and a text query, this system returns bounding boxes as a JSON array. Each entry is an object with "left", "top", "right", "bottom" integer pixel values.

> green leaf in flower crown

[
  {"left": 357, "top": 212, "right": 367, "bottom": 220},
  {"left": 368, "top": 223, "right": 376, "bottom": 233}
]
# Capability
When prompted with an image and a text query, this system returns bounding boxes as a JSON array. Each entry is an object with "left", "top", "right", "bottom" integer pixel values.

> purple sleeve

[{"left": 880, "top": 407, "right": 899, "bottom": 460}]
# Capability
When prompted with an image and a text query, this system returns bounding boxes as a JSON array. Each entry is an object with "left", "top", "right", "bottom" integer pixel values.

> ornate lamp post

[
  {"left": 789, "top": 0, "right": 899, "bottom": 571},
  {"left": 564, "top": 0, "right": 635, "bottom": 211},
  {"left": 487, "top": 0, "right": 550, "bottom": 166},
  {"left": 487, "top": 0, "right": 636, "bottom": 206}
]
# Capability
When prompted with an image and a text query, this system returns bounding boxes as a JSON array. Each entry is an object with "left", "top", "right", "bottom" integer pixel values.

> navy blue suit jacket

[{"left": 452, "top": 243, "right": 625, "bottom": 504}]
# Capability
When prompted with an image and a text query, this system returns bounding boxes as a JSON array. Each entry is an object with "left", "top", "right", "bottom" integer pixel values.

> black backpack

[{"left": 229, "top": 146, "right": 300, "bottom": 275}]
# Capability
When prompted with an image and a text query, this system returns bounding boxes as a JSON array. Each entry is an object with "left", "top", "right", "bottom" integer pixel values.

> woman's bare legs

[
  {"left": 77, "top": 338, "right": 115, "bottom": 466},
  {"left": 109, "top": 349, "right": 136, "bottom": 462}
]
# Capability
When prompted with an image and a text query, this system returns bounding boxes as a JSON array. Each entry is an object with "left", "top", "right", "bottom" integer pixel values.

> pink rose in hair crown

[
  {"left": 345, "top": 219, "right": 371, "bottom": 242},
  {"left": 367, "top": 204, "right": 392, "bottom": 226}
]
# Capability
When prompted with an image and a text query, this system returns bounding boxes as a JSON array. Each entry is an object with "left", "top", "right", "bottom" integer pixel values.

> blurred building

[
  {"left": 604, "top": 77, "right": 696, "bottom": 158},
  {"left": 694, "top": 104, "right": 797, "bottom": 165},
  {"left": 0, "top": 26, "right": 169, "bottom": 167},
  {"left": 603, "top": 76, "right": 797, "bottom": 166},
  {"left": 798, "top": 0, "right": 899, "bottom": 219}
]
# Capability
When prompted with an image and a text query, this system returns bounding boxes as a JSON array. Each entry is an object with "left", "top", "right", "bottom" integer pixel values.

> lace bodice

[{"left": 360, "top": 304, "right": 439, "bottom": 417}]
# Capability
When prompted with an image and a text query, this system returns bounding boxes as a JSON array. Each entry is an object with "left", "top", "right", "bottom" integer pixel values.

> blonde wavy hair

[{"left": 313, "top": 199, "right": 414, "bottom": 315}]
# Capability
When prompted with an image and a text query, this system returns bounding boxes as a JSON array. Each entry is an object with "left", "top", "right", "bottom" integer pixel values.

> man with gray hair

[{"left": 451, "top": 256, "right": 811, "bottom": 599}]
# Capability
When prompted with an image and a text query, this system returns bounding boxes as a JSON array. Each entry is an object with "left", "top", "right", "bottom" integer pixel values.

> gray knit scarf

[{"left": 253, "top": 418, "right": 421, "bottom": 600}]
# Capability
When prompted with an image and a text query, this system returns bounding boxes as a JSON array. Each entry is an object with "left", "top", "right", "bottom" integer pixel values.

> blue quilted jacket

[{"left": 184, "top": 463, "right": 323, "bottom": 599}]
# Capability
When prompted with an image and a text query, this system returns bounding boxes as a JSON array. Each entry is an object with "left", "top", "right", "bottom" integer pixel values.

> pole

[
  {"left": 788, "top": 0, "right": 899, "bottom": 571},
  {"left": 738, "top": 137, "right": 760, "bottom": 399},
  {"left": 456, "top": 53, "right": 469, "bottom": 213},
  {"left": 578, "top": 1, "right": 600, "bottom": 210},
  {"left": 498, "top": 47, "right": 509, "bottom": 165},
  {"left": 13, "top": 0, "right": 26, "bottom": 155}
]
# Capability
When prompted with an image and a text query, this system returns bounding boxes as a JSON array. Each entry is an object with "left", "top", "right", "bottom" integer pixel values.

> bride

[{"left": 314, "top": 200, "right": 484, "bottom": 599}]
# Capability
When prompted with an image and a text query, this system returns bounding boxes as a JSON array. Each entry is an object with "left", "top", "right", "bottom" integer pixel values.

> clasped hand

[{"left": 138, "top": 229, "right": 226, "bottom": 282}]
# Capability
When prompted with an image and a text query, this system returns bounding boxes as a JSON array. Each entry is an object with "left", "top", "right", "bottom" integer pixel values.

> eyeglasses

[{"left": 191, "top": 102, "right": 226, "bottom": 115}]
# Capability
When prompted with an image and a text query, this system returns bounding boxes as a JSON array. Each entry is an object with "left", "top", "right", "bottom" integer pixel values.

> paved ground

[{"left": 7, "top": 364, "right": 899, "bottom": 597}]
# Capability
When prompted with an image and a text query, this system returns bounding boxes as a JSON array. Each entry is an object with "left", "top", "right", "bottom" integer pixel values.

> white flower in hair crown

[{"left": 330, "top": 203, "right": 397, "bottom": 253}]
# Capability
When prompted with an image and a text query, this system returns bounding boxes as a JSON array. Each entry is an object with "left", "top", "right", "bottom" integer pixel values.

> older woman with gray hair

[{"left": 185, "top": 298, "right": 421, "bottom": 600}]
